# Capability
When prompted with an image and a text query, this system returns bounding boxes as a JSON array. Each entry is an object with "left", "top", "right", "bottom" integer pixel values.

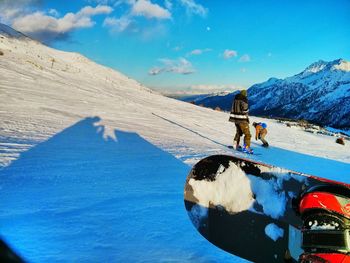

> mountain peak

[
  {"left": 303, "top": 58, "right": 350, "bottom": 74},
  {"left": 304, "top": 60, "right": 328, "bottom": 74},
  {"left": 331, "top": 58, "right": 350, "bottom": 72}
]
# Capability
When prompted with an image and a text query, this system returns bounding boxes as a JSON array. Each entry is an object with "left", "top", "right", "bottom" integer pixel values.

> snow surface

[
  {"left": 308, "top": 220, "right": 338, "bottom": 230},
  {"left": 0, "top": 24, "right": 350, "bottom": 262},
  {"left": 248, "top": 174, "right": 288, "bottom": 219},
  {"left": 265, "top": 223, "right": 284, "bottom": 242},
  {"left": 334, "top": 60, "right": 350, "bottom": 72},
  {"left": 189, "top": 162, "right": 254, "bottom": 213},
  {"left": 189, "top": 204, "right": 209, "bottom": 229}
]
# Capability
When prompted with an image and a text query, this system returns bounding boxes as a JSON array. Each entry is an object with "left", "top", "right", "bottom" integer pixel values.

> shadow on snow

[
  {"left": 0, "top": 117, "right": 236, "bottom": 263},
  {"left": 248, "top": 142, "right": 350, "bottom": 183}
]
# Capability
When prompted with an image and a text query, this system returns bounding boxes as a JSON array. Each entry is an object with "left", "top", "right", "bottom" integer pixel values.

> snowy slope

[{"left": 1, "top": 24, "right": 350, "bottom": 262}]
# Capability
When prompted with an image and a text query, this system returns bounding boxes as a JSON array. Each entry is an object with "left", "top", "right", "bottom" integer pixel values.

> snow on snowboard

[{"left": 184, "top": 155, "right": 350, "bottom": 263}]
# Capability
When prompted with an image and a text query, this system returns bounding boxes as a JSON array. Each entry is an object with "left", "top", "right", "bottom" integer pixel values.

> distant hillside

[
  {"left": 179, "top": 92, "right": 234, "bottom": 108},
  {"left": 184, "top": 59, "right": 350, "bottom": 129}
]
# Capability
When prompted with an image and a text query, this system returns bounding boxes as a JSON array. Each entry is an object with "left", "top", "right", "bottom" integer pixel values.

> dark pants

[
  {"left": 259, "top": 129, "right": 269, "bottom": 147},
  {"left": 234, "top": 122, "right": 251, "bottom": 147}
]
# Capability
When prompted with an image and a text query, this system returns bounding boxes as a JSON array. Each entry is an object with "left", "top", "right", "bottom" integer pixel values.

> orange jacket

[{"left": 255, "top": 125, "right": 267, "bottom": 140}]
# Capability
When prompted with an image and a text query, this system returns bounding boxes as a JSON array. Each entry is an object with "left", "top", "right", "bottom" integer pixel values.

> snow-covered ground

[{"left": 1, "top": 24, "right": 350, "bottom": 262}]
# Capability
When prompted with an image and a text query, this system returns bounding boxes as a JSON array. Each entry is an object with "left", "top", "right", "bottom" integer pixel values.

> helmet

[{"left": 240, "top": 90, "right": 247, "bottom": 97}]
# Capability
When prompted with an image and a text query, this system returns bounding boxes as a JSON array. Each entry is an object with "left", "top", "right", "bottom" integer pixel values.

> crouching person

[{"left": 253, "top": 122, "right": 269, "bottom": 148}]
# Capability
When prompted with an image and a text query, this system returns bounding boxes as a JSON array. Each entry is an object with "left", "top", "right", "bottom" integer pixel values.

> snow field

[{"left": 1, "top": 25, "right": 350, "bottom": 262}]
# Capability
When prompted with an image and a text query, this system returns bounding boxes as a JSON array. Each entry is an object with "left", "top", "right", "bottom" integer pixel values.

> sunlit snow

[{"left": 1, "top": 24, "right": 350, "bottom": 262}]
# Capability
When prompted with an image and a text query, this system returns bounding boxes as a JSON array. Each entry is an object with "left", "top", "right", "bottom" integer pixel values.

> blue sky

[{"left": 1, "top": 0, "right": 349, "bottom": 93}]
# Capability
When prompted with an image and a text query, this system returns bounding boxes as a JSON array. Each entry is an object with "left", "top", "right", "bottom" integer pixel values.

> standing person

[
  {"left": 253, "top": 122, "right": 269, "bottom": 147},
  {"left": 229, "top": 90, "right": 252, "bottom": 153}
]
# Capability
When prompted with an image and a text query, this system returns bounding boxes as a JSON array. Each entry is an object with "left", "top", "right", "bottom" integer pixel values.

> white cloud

[
  {"left": 0, "top": 0, "right": 208, "bottom": 41},
  {"left": 239, "top": 54, "right": 251, "bottom": 62},
  {"left": 90, "top": 0, "right": 172, "bottom": 19},
  {"left": 131, "top": 0, "right": 171, "bottom": 20},
  {"left": 173, "top": 45, "right": 182, "bottom": 51},
  {"left": 103, "top": 16, "right": 133, "bottom": 32},
  {"left": 157, "top": 84, "right": 245, "bottom": 95},
  {"left": 179, "top": 0, "right": 208, "bottom": 17},
  {"left": 189, "top": 84, "right": 241, "bottom": 93},
  {"left": 149, "top": 67, "right": 163, "bottom": 75},
  {"left": 164, "top": 0, "right": 173, "bottom": 10},
  {"left": 0, "top": 8, "right": 22, "bottom": 24},
  {"left": 188, "top": 48, "right": 211, "bottom": 56},
  {"left": 103, "top": 0, "right": 171, "bottom": 34},
  {"left": 141, "top": 22, "right": 167, "bottom": 40},
  {"left": 87, "top": 0, "right": 113, "bottom": 4},
  {"left": 104, "top": 15, "right": 168, "bottom": 39},
  {"left": 190, "top": 49, "right": 203, "bottom": 55},
  {"left": 149, "top": 57, "right": 195, "bottom": 75},
  {"left": 10, "top": 5, "right": 113, "bottom": 43},
  {"left": 0, "top": 0, "right": 41, "bottom": 23},
  {"left": 48, "top": 9, "right": 60, "bottom": 17},
  {"left": 223, "top": 49, "right": 238, "bottom": 59},
  {"left": 86, "top": 0, "right": 127, "bottom": 6},
  {"left": 0, "top": 0, "right": 40, "bottom": 9},
  {"left": 78, "top": 5, "right": 113, "bottom": 16}
]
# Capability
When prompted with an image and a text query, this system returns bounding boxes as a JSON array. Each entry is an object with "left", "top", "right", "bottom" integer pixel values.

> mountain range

[{"left": 184, "top": 59, "right": 350, "bottom": 129}]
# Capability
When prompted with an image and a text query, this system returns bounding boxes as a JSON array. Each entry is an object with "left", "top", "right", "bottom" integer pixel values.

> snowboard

[
  {"left": 227, "top": 145, "right": 260, "bottom": 155},
  {"left": 184, "top": 155, "right": 350, "bottom": 262}
]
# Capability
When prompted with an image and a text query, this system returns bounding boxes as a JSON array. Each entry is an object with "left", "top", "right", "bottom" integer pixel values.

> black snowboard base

[{"left": 184, "top": 155, "right": 347, "bottom": 262}]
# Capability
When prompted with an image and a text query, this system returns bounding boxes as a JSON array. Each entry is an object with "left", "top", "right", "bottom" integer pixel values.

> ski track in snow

[{"left": 0, "top": 27, "right": 350, "bottom": 262}]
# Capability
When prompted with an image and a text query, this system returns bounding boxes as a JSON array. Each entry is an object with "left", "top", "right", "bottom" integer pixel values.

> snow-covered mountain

[
  {"left": 180, "top": 91, "right": 233, "bottom": 108},
  {"left": 185, "top": 59, "right": 350, "bottom": 129},
  {"left": 1, "top": 24, "right": 350, "bottom": 262},
  {"left": 249, "top": 59, "right": 350, "bottom": 129}
]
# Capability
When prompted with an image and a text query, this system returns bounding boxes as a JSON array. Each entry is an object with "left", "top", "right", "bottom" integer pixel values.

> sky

[{"left": 0, "top": 0, "right": 349, "bottom": 94}]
